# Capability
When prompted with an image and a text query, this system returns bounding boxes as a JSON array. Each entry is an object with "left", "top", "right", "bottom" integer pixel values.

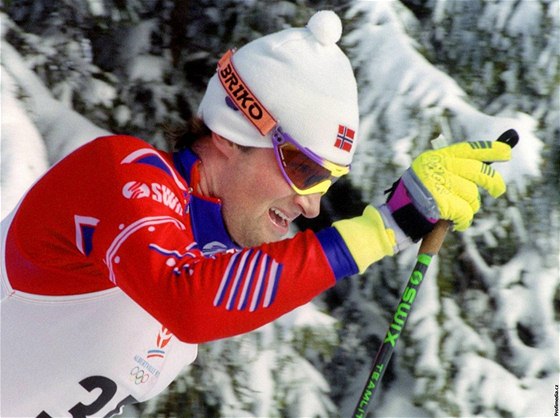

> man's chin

[{"left": 235, "top": 232, "right": 286, "bottom": 248}]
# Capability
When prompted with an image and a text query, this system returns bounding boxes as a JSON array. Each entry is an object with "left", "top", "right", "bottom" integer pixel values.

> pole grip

[{"left": 418, "top": 220, "right": 449, "bottom": 255}]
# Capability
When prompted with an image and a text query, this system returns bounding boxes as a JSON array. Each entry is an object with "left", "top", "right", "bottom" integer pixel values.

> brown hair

[
  {"left": 166, "top": 117, "right": 253, "bottom": 153},
  {"left": 166, "top": 118, "right": 212, "bottom": 151}
]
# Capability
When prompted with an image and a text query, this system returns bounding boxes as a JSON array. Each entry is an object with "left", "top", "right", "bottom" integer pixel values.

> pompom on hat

[{"left": 198, "top": 10, "right": 359, "bottom": 166}]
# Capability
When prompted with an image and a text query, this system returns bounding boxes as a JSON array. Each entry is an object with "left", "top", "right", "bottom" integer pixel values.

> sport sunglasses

[
  {"left": 217, "top": 49, "right": 350, "bottom": 196},
  {"left": 271, "top": 127, "right": 349, "bottom": 195}
]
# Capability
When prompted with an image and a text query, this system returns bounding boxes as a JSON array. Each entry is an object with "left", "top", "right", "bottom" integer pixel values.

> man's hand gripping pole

[{"left": 352, "top": 129, "right": 519, "bottom": 418}]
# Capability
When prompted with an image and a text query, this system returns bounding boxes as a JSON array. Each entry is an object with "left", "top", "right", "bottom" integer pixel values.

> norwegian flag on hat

[{"left": 334, "top": 125, "right": 355, "bottom": 152}]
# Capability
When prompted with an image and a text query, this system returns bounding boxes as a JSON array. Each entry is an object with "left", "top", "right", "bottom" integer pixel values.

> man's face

[{"left": 217, "top": 146, "right": 322, "bottom": 247}]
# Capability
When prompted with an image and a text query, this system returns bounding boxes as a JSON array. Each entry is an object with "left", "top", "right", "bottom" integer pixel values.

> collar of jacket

[{"left": 173, "top": 148, "right": 240, "bottom": 256}]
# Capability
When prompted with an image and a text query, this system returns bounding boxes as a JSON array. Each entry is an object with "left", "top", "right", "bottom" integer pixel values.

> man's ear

[{"left": 210, "top": 132, "right": 238, "bottom": 159}]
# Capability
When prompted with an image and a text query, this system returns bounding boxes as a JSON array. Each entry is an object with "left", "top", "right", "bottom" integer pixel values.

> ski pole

[
  {"left": 352, "top": 129, "right": 519, "bottom": 418},
  {"left": 352, "top": 220, "right": 448, "bottom": 418}
]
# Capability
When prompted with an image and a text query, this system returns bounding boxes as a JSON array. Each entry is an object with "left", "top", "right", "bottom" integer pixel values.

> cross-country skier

[{"left": 0, "top": 10, "right": 511, "bottom": 417}]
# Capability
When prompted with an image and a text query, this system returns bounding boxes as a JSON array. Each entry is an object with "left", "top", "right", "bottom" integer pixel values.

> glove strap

[
  {"left": 385, "top": 172, "right": 438, "bottom": 242},
  {"left": 378, "top": 204, "right": 413, "bottom": 252}
]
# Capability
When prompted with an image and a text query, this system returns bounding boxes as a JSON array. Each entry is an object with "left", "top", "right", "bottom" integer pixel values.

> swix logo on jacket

[
  {"left": 1, "top": 134, "right": 343, "bottom": 417},
  {"left": 122, "top": 181, "right": 151, "bottom": 199},
  {"left": 122, "top": 181, "right": 183, "bottom": 215}
]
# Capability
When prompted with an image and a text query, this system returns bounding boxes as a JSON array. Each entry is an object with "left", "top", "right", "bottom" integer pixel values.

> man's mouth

[{"left": 269, "top": 207, "right": 291, "bottom": 232}]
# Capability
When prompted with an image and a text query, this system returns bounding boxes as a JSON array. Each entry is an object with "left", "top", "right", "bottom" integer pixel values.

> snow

[
  {"left": 277, "top": 302, "right": 338, "bottom": 330},
  {"left": 127, "top": 55, "right": 167, "bottom": 82},
  {"left": 120, "top": 19, "right": 159, "bottom": 64},
  {"left": 0, "top": 68, "right": 49, "bottom": 217},
  {"left": 84, "top": 78, "right": 118, "bottom": 107},
  {"left": 87, "top": 0, "right": 106, "bottom": 17},
  {"left": 348, "top": 1, "right": 543, "bottom": 195},
  {"left": 1, "top": 40, "right": 109, "bottom": 166},
  {"left": 342, "top": 2, "right": 558, "bottom": 416},
  {"left": 375, "top": 368, "right": 431, "bottom": 418}
]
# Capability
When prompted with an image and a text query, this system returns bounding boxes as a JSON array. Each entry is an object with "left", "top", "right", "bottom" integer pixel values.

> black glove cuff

[{"left": 385, "top": 180, "right": 436, "bottom": 242}]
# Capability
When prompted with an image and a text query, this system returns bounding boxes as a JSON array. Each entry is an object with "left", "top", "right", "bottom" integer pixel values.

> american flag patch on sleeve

[{"left": 213, "top": 250, "right": 283, "bottom": 312}]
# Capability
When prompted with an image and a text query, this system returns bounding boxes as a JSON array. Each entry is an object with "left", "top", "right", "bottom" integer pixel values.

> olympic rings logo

[{"left": 130, "top": 366, "right": 150, "bottom": 385}]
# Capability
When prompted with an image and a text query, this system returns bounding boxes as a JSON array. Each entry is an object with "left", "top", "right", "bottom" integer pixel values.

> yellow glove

[
  {"left": 333, "top": 205, "right": 396, "bottom": 274},
  {"left": 327, "top": 137, "right": 514, "bottom": 276},
  {"left": 410, "top": 141, "right": 511, "bottom": 231}
]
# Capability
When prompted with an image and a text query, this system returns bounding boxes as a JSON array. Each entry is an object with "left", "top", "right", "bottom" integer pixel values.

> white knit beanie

[{"left": 198, "top": 10, "right": 359, "bottom": 166}]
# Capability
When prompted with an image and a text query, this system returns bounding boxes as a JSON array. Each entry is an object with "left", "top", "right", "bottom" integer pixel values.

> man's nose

[{"left": 294, "top": 193, "right": 322, "bottom": 218}]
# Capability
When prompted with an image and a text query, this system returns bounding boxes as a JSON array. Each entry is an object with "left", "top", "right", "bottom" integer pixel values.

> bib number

[{"left": 37, "top": 376, "right": 137, "bottom": 418}]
